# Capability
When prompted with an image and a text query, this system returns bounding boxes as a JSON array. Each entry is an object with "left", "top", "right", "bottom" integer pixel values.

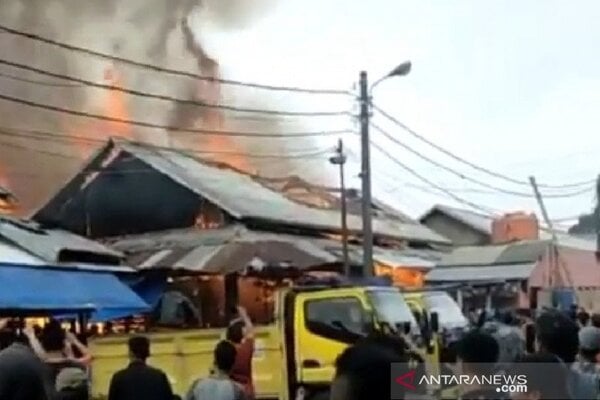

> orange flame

[
  {"left": 0, "top": 168, "right": 16, "bottom": 214},
  {"left": 195, "top": 64, "right": 251, "bottom": 172},
  {"left": 102, "top": 66, "right": 132, "bottom": 139},
  {"left": 67, "top": 64, "right": 133, "bottom": 159}
]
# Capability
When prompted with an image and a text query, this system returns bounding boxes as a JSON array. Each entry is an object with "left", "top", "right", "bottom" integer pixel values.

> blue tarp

[
  {"left": 121, "top": 275, "right": 167, "bottom": 308},
  {"left": 0, "top": 262, "right": 149, "bottom": 315}
]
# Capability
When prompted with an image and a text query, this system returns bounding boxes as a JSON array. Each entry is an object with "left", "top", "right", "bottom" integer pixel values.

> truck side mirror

[{"left": 431, "top": 312, "right": 440, "bottom": 333}]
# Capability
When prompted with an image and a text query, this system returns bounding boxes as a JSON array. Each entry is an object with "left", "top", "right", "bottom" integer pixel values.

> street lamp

[
  {"left": 370, "top": 61, "right": 412, "bottom": 92},
  {"left": 359, "top": 60, "right": 411, "bottom": 277},
  {"left": 329, "top": 139, "right": 350, "bottom": 276}
]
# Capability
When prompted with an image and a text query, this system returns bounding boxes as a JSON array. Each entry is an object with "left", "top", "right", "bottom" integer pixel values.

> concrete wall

[{"left": 422, "top": 213, "right": 489, "bottom": 246}]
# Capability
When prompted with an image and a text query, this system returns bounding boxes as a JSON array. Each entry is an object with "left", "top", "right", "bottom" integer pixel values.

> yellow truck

[
  {"left": 404, "top": 289, "right": 468, "bottom": 364},
  {"left": 89, "top": 283, "right": 440, "bottom": 400}
]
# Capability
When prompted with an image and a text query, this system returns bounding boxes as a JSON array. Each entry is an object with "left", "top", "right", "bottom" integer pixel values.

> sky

[{"left": 197, "top": 0, "right": 600, "bottom": 227}]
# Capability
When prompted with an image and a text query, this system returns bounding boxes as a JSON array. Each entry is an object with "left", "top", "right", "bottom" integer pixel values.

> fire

[
  {"left": 67, "top": 64, "right": 133, "bottom": 159},
  {"left": 0, "top": 168, "right": 17, "bottom": 214},
  {"left": 179, "top": 18, "right": 252, "bottom": 172},
  {"left": 102, "top": 66, "right": 133, "bottom": 139},
  {"left": 194, "top": 62, "right": 251, "bottom": 172}
]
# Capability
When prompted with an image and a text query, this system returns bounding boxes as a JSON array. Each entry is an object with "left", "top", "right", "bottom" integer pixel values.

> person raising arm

[{"left": 226, "top": 306, "right": 255, "bottom": 400}]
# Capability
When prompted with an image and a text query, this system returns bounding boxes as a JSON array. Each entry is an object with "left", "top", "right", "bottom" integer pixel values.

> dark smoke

[{"left": 0, "top": 0, "right": 304, "bottom": 214}]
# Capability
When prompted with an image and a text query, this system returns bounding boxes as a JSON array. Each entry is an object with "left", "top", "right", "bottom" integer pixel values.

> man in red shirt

[{"left": 226, "top": 307, "right": 255, "bottom": 400}]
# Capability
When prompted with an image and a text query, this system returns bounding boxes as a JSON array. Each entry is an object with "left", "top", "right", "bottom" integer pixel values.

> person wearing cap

[{"left": 573, "top": 326, "right": 600, "bottom": 375}]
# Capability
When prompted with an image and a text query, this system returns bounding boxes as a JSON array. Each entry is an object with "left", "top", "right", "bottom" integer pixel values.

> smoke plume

[{"left": 0, "top": 0, "right": 302, "bottom": 214}]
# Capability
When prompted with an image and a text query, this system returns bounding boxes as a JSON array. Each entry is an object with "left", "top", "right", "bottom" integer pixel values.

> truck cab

[
  {"left": 288, "top": 285, "right": 422, "bottom": 398},
  {"left": 404, "top": 289, "right": 468, "bottom": 364}
]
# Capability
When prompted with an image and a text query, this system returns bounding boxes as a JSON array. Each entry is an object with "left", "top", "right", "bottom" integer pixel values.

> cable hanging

[
  {"left": 372, "top": 104, "right": 596, "bottom": 189},
  {"left": 371, "top": 123, "right": 594, "bottom": 199},
  {"left": 0, "top": 93, "right": 351, "bottom": 138},
  {"left": 0, "top": 24, "right": 352, "bottom": 96},
  {"left": 370, "top": 140, "right": 498, "bottom": 215},
  {"left": 0, "top": 58, "right": 352, "bottom": 117},
  {"left": 0, "top": 127, "right": 336, "bottom": 160}
]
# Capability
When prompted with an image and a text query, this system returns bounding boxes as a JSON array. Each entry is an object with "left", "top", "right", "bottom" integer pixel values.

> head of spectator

[
  {"left": 41, "top": 319, "right": 66, "bottom": 353},
  {"left": 577, "top": 310, "right": 590, "bottom": 327},
  {"left": 213, "top": 340, "right": 237, "bottom": 375},
  {"left": 578, "top": 326, "right": 600, "bottom": 363},
  {"left": 511, "top": 352, "right": 569, "bottom": 400},
  {"left": 56, "top": 367, "right": 89, "bottom": 400},
  {"left": 535, "top": 310, "right": 579, "bottom": 364},
  {"left": 456, "top": 330, "right": 499, "bottom": 376},
  {"left": 128, "top": 336, "right": 150, "bottom": 363},
  {"left": 330, "top": 334, "right": 409, "bottom": 400},
  {"left": 590, "top": 313, "right": 600, "bottom": 328},
  {"left": 226, "top": 320, "right": 245, "bottom": 345}
]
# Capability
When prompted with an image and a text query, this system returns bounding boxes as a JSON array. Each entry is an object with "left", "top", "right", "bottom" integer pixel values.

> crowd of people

[
  {"left": 0, "top": 306, "right": 256, "bottom": 400},
  {"left": 3, "top": 305, "right": 600, "bottom": 399}
]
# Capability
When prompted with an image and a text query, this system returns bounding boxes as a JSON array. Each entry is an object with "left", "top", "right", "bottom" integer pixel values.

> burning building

[
  {"left": 0, "top": 0, "right": 299, "bottom": 214},
  {"left": 33, "top": 138, "right": 449, "bottom": 324}
]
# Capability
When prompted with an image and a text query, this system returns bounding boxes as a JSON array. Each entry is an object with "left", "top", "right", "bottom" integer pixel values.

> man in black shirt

[
  {"left": 108, "top": 335, "right": 174, "bottom": 400},
  {"left": 455, "top": 330, "right": 507, "bottom": 400}
]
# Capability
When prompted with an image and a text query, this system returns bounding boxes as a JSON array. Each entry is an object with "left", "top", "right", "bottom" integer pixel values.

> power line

[
  {"left": 0, "top": 58, "right": 351, "bottom": 118},
  {"left": 0, "top": 24, "right": 352, "bottom": 96},
  {"left": 0, "top": 70, "right": 79, "bottom": 88},
  {"left": 371, "top": 123, "right": 594, "bottom": 199},
  {"left": 373, "top": 104, "right": 596, "bottom": 189},
  {"left": 370, "top": 140, "right": 498, "bottom": 215},
  {"left": 0, "top": 93, "right": 350, "bottom": 138},
  {"left": 0, "top": 127, "right": 336, "bottom": 160}
]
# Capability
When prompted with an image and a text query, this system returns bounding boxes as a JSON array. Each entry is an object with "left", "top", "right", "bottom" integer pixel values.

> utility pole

[
  {"left": 595, "top": 174, "right": 600, "bottom": 253},
  {"left": 530, "top": 176, "right": 578, "bottom": 306},
  {"left": 530, "top": 176, "right": 559, "bottom": 288},
  {"left": 356, "top": 61, "right": 411, "bottom": 278},
  {"left": 359, "top": 71, "right": 374, "bottom": 277},
  {"left": 330, "top": 139, "right": 350, "bottom": 276}
]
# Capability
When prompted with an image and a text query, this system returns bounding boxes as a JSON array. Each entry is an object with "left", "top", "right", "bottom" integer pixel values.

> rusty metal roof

[
  {"left": 41, "top": 140, "right": 448, "bottom": 245},
  {"left": 108, "top": 225, "right": 338, "bottom": 273},
  {"left": 107, "top": 225, "right": 443, "bottom": 274},
  {"left": 0, "top": 185, "right": 12, "bottom": 198}
]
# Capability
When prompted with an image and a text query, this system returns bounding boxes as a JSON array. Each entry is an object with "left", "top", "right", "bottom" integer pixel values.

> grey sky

[{"left": 201, "top": 0, "right": 600, "bottom": 225}]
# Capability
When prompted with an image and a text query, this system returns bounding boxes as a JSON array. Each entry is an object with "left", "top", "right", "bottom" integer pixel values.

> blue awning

[{"left": 0, "top": 263, "right": 149, "bottom": 315}]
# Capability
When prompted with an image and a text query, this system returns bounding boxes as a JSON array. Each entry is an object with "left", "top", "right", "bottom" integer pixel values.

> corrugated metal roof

[
  {"left": 0, "top": 240, "right": 45, "bottom": 265},
  {"left": 421, "top": 205, "right": 492, "bottom": 235},
  {"left": 324, "top": 244, "right": 442, "bottom": 269},
  {"left": 438, "top": 239, "right": 551, "bottom": 267},
  {"left": 110, "top": 226, "right": 338, "bottom": 273},
  {"left": 0, "top": 185, "right": 13, "bottom": 198},
  {"left": 427, "top": 262, "right": 536, "bottom": 282},
  {"left": 0, "top": 216, "right": 129, "bottom": 272},
  {"left": 439, "top": 244, "right": 510, "bottom": 266},
  {"left": 109, "top": 226, "right": 442, "bottom": 273},
  {"left": 104, "top": 141, "right": 449, "bottom": 245},
  {"left": 541, "top": 231, "right": 597, "bottom": 251}
]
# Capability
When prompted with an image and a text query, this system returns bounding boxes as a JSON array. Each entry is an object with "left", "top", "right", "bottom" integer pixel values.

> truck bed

[{"left": 89, "top": 325, "right": 283, "bottom": 399}]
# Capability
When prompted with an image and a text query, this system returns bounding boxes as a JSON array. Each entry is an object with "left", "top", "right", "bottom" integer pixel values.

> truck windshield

[
  {"left": 368, "top": 290, "right": 417, "bottom": 330},
  {"left": 424, "top": 292, "right": 467, "bottom": 328}
]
